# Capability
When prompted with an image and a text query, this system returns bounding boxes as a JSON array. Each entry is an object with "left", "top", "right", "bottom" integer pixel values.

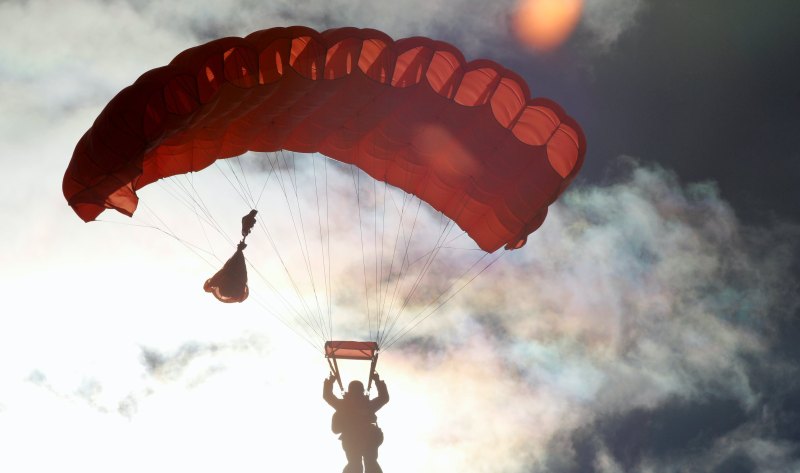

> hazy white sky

[{"left": 1, "top": 1, "right": 797, "bottom": 472}]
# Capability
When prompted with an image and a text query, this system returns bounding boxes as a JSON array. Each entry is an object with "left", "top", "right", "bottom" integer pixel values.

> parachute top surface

[{"left": 63, "top": 26, "right": 586, "bottom": 252}]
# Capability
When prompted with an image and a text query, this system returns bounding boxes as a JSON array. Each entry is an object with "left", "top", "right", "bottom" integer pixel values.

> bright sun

[{"left": 512, "top": 0, "right": 584, "bottom": 52}]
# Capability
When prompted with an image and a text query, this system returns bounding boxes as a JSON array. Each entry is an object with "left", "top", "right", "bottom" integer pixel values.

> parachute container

[
  {"left": 325, "top": 341, "right": 380, "bottom": 392},
  {"left": 325, "top": 341, "right": 379, "bottom": 360}
]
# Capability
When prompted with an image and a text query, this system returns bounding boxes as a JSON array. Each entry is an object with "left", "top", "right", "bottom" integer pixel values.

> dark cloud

[
  {"left": 569, "top": 396, "right": 748, "bottom": 471},
  {"left": 562, "top": 0, "right": 800, "bottom": 225},
  {"left": 746, "top": 354, "right": 800, "bottom": 443},
  {"left": 139, "top": 338, "right": 268, "bottom": 381},
  {"left": 516, "top": 7, "right": 800, "bottom": 467},
  {"left": 390, "top": 159, "right": 800, "bottom": 472},
  {"left": 712, "top": 452, "right": 757, "bottom": 473},
  {"left": 139, "top": 342, "right": 217, "bottom": 377}
]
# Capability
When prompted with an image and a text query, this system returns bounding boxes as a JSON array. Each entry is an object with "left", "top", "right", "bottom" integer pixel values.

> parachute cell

[{"left": 63, "top": 26, "right": 586, "bottom": 252}]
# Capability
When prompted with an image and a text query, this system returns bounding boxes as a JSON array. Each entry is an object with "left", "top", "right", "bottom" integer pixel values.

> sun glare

[{"left": 512, "top": 0, "right": 584, "bottom": 52}]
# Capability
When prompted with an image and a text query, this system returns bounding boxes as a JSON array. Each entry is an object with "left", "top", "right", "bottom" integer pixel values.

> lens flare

[{"left": 512, "top": 0, "right": 583, "bottom": 52}]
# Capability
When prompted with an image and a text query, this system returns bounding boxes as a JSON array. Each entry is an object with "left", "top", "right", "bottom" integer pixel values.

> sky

[{"left": 1, "top": 0, "right": 799, "bottom": 472}]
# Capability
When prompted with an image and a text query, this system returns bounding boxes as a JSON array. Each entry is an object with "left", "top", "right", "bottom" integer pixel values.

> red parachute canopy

[{"left": 63, "top": 26, "right": 586, "bottom": 252}]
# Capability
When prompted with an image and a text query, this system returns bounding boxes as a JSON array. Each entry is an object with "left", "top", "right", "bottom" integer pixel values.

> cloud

[
  {"left": 580, "top": 0, "right": 646, "bottom": 50},
  {"left": 381, "top": 158, "right": 798, "bottom": 471},
  {"left": 114, "top": 0, "right": 518, "bottom": 57},
  {"left": 124, "top": 0, "right": 646, "bottom": 58},
  {"left": 6, "top": 152, "right": 797, "bottom": 472},
  {"left": 121, "top": 155, "right": 792, "bottom": 472},
  {"left": 2, "top": 1, "right": 798, "bottom": 472}
]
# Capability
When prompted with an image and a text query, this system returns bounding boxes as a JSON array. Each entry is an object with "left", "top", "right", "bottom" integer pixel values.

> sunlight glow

[{"left": 512, "top": 0, "right": 584, "bottom": 52}]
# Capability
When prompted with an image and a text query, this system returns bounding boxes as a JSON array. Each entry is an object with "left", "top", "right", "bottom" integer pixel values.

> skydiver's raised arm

[
  {"left": 370, "top": 372, "right": 389, "bottom": 412},
  {"left": 323, "top": 373, "right": 342, "bottom": 409}
]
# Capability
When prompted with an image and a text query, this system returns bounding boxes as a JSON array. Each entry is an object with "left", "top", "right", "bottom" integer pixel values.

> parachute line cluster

[{"left": 123, "top": 151, "right": 503, "bottom": 352}]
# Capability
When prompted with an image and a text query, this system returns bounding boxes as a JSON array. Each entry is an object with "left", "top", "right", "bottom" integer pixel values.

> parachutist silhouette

[{"left": 324, "top": 372, "right": 389, "bottom": 473}]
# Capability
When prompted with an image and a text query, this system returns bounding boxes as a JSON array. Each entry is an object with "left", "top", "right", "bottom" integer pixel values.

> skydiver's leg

[
  {"left": 342, "top": 439, "right": 364, "bottom": 473},
  {"left": 363, "top": 444, "right": 382, "bottom": 473}
]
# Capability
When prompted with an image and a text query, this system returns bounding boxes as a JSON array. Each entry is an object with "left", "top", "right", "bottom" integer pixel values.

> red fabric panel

[
  {"left": 325, "top": 341, "right": 379, "bottom": 360},
  {"left": 63, "top": 26, "right": 587, "bottom": 252}
]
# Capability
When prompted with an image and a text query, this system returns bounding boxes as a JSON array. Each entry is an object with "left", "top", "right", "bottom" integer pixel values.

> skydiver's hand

[
  {"left": 372, "top": 372, "right": 381, "bottom": 382},
  {"left": 325, "top": 373, "right": 336, "bottom": 384}
]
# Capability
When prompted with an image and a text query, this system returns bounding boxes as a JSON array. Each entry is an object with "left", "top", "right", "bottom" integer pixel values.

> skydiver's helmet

[{"left": 345, "top": 380, "right": 366, "bottom": 400}]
